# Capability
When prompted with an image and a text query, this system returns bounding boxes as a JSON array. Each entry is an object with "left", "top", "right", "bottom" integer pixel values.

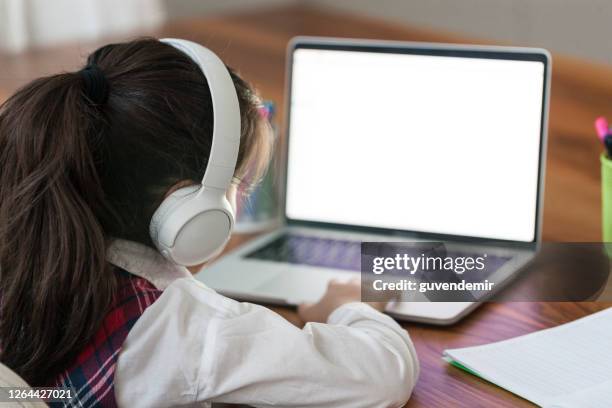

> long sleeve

[{"left": 114, "top": 277, "right": 419, "bottom": 408}]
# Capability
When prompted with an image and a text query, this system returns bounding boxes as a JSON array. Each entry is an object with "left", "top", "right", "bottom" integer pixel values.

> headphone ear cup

[
  {"left": 149, "top": 186, "right": 199, "bottom": 248},
  {"left": 170, "top": 195, "right": 234, "bottom": 265},
  {"left": 150, "top": 186, "right": 234, "bottom": 266}
]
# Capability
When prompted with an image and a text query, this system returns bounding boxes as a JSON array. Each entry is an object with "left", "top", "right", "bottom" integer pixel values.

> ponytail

[{"left": 0, "top": 72, "right": 116, "bottom": 385}]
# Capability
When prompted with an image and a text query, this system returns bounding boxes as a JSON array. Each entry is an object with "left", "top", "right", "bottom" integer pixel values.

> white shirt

[{"left": 108, "top": 240, "right": 419, "bottom": 408}]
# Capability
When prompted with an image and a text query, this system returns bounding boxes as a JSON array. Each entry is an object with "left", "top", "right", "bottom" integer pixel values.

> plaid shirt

[{"left": 50, "top": 268, "right": 162, "bottom": 407}]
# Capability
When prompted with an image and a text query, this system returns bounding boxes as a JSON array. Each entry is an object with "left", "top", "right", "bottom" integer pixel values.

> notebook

[{"left": 443, "top": 307, "right": 612, "bottom": 408}]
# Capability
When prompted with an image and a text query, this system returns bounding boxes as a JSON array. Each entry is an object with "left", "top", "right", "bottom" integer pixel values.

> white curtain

[{"left": 0, "top": 0, "right": 166, "bottom": 53}]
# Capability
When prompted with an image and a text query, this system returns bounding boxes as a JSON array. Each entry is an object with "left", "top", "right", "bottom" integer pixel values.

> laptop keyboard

[
  {"left": 245, "top": 233, "right": 362, "bottom": 271},
  {"left": 245, "top": 233, "right": 511, "bottom": 281}
]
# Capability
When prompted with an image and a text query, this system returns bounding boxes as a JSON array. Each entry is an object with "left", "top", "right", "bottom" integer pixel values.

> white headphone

[{"left": 149, "top": 38, "right": 240, "bottom": 266}]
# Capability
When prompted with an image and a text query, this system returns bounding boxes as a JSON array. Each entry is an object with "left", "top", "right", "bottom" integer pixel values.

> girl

[{"left": 0, "top": 38, "right": 418, "bottom": 407}]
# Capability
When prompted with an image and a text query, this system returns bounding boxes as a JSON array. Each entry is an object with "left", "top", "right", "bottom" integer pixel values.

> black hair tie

[{"left": 79, "top": 64, "right": 109, "bottom": 105}]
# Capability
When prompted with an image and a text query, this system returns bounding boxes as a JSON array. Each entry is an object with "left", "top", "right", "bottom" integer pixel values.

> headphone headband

[
  {"left": 160, "top": 38, "right": 240, "bottom": 191},
  {"left": 149, "top": 39, "right": 240, "bottom": 266}
]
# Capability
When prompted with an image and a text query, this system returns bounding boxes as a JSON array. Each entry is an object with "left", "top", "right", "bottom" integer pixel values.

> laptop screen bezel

[{"left": 282, "top": 37, "right": 551, "bottom": 247}]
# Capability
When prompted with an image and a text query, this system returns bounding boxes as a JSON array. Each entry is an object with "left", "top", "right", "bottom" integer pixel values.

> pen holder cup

[{"left": 602, "top": 154, "right": 612, "bottom": 257}]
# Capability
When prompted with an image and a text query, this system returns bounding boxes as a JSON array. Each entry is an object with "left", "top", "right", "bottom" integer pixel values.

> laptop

[{"left": 196, "top": 37, "right": 551, "bottom": 325}]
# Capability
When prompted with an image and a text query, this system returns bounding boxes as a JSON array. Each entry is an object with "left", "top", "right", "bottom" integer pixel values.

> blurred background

[
  {"left": 2, "top": 0, "right": 611, "bottom": 61},
  {"left": 0, "top": 0, "right": 610, "bottom": 241}
]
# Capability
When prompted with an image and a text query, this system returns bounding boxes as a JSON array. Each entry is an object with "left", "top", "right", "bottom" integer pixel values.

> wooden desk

[{"left": 1, "top": 5, "right": 611, "bottom": 407}]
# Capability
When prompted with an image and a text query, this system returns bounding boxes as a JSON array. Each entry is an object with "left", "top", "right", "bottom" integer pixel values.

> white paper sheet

[{"left": 444, "top": 307, "right": 612, "bottom": 407}]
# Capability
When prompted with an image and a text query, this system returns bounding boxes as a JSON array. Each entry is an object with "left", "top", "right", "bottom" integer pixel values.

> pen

[{"left": 595, "top": 117, "right": 609, "bottom": 142}]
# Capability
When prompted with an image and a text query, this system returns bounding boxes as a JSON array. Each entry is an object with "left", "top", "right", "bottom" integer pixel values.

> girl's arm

[{"left": 115, "top": 277, "right": 419, "bottom": 408}]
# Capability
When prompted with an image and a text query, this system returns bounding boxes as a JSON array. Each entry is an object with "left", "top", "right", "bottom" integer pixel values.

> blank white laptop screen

[{"left": 285, "top": 47, "right": 546, "bottom": 242}]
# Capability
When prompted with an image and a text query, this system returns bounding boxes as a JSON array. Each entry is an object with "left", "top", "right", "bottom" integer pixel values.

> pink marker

[{"left": 595, "top": 116, "right": 609, "bottom": 142}]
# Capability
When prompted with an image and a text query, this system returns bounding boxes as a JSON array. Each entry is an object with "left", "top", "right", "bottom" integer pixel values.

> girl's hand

[{"left": 297, "top": 278, "right": 389, "bottom": 323}]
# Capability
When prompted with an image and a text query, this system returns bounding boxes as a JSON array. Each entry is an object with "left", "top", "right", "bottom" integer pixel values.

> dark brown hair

[{"left": 0, "top": 38, "right": 272, "bottom": 385}]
